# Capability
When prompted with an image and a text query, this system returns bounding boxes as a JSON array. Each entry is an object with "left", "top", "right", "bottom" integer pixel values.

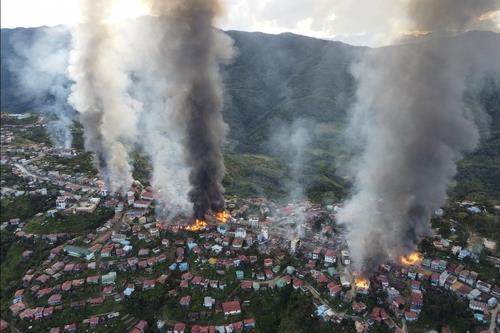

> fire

[
  {"left": 215, "top": 211, "right": 230, "bottom": 223},
  {"left": 400, "top": 252, "right": 423, "bottom": 266},
  {"left": 354, "top": 277, "right": 369, "bottom": 290},
  {"left": 185, "top": 219, "right": 207, "bottom": 231}
]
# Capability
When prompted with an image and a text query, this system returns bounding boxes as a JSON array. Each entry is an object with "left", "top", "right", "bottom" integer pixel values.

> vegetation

[
  {"left": 0, "top": 113, "right": 38, "bottom": 125},
  {"left": 24, "top": 207, "right": 114, "bottom": 234},
  {"left": 453, "top": 76, "right": 500, "bottom": 204},
  {"left": 410, "top": 288, "right": 474, "bottom": 333},
  {"left": 0, "top": 230, "right": 52, "bottom": 317},
  {"left": 43, "top": 152, "right": 97, "bottom": 175},
  {"left": 0, "top": 164, "right": 30, "bottom": 188},
  {"left": 0, "top": 194, "right": 55, "bottom": 222},
  {"left": 224, "top": 154, "right": 289, "bottom": 199}
]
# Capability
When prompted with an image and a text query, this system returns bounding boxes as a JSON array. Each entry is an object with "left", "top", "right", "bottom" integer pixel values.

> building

[
  {"left": 102, "top": 272, "right": 117, "bottom": 285},
  {"left": 222, "top": 300, "right": 241, "bottom": 316},
  {"left": 63, "top": 245, "right": 95, "bottom": 261},
  {"left": 324, "top": 249, "right": 337, "bottom": 266}
]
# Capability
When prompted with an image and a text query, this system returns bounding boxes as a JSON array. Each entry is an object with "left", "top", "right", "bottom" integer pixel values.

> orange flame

[
  {"left": 185, "top": 219, "right": 207, "bottom": 231},
  {"left": 215, "top": 211, "right": 230, "bottom": 223},
  {"left": 400, "top": 252, "right": 423, "bottom": 266},
  {"left": 354, "top": 277, "right": 369, "bottom": 290}
]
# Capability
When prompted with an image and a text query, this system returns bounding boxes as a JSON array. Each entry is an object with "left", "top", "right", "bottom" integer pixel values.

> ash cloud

[
  {"left": 67, "top": 0, "right": 141, "bottom": 193},
  {"left": 6, "top": 27, "right": 74, "bottom": 149},
  {"left": 143, "top": 0, "right": 235, "bottom": 219},
  {"left": 338, "top": 0, "right": 500, "bottom": 274}
]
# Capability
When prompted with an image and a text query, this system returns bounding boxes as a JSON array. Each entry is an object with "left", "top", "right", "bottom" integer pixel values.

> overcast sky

[{"left": 2, "top": 0, "right": 499, "bottom": 46}]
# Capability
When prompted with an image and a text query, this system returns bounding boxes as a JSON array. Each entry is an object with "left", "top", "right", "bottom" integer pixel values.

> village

[{"left": 1, "top": 113, "right": 500, "bottom": 333}]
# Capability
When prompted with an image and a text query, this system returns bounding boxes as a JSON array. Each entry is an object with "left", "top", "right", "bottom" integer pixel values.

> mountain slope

[{"left": 1, "top": 27, "right": 499, "bottom": 202}]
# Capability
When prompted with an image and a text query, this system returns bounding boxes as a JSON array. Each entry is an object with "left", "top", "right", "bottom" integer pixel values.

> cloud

[{"left": 3, "top": 0, "right": 499, "bottom": 46}]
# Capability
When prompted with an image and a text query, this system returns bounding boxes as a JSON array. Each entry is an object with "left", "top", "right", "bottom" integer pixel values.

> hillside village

[{"left": 1, "top": 113, "right": 500, "bottom": 333}]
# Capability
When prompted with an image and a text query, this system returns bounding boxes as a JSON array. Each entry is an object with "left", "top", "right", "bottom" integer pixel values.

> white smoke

[
  {"left": 7, "top": 27, "right": 74, "bottom": 148},
  {"left": 67, "top": 0, "right": 141, "bottom": 193}
]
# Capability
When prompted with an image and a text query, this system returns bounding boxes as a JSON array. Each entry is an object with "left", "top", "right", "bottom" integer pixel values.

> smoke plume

[
  {"left": 271, "top": 119, "right": 316, "bottom": 237},
  {"left": 7, "top": 27, "right": 74, "bottom": 149},
  {"left": 118, "top": 16, "right": 193, "bottom": 217},
  {"left": 144, "top": 1, "right": 235, "bottom": 219},
  {"left": 68, "top": 0, "right": 141, "bottom": 193},
  {"left": 338, "top": 0, "right": 500, "bottom": 274}
]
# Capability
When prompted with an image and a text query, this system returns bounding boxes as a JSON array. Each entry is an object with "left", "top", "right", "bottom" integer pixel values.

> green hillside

[{"left": 1, "top": 28, "right": 499, "bottom": 202}]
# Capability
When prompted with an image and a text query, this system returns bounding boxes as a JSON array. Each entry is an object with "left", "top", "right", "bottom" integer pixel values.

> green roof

[{"left": 64, "top": 245, "right": 92, "bottom": 256}]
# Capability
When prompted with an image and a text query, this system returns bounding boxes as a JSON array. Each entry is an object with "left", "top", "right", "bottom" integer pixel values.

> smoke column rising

[
  {"left": 272, "top": 119, "right": 315, "bottom": 238},
  {"left": 145, "top": 0, "right": 235, "bottom": 219},
  {"left": 338, "top": 0, "right": 500, "bottom": 274},
  {"left": 68, "top": 0, "right": 141, "bottom": 193},
  {"left": 7, "top": 27, "right": 74, "bottom": 149}
]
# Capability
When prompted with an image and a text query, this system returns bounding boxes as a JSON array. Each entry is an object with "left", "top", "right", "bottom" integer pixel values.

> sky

[{"left": 1, "top": 0, "right": 499, "bottom": 46}]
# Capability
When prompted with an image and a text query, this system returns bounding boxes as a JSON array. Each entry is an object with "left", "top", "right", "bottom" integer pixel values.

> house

[
  {"left": 180, "top": 296, "right": 191, "bottom": 308},
  {"left": 13, "top": 289, "right": 24, "bottom": 303},
  {"left": 89, "top": 316, "right": 99, "bottom": 328},
  {"left": 10, "top": 302, "right": 26, "bottom": 315},
  {"left": 0, "top": 320, "right": 9, "bottom": 332},
  {"left": 124, "top": 283, "right": 135, "bottom": 297},
  {"left": 235, "top": 270, "right": 244, "bottom": 280},
  {"left": 36, "top": 287, "right": 53, "bottom": 298},
  {"left": 102, "top": 272, "right": 117, "bottom": 285},
  {"left": 204, "top": 296, "right": 215, "bottom": 309},
  {"left": 141, "top": 191, "right": 155, "bottom": 201},
  {"left": 22, "top": 250, "right": 33, "bottom": 259},
  {"left": 391, "top": 296, "right": 406, "bottom": 313},
  {"left": 310, "top": 247, "right": 321, "bottom": 260},
  {"left": 469, "top": 300, "right": 488, "bottom": 312},
  {"left": 466, "top": 271, "right": 478, "bottom": 286},
  {"left": 89, "top": 296, "right": 104, "bottom": 306},
  {"left": 293, "top": 278, "right": 304, "bottom": 290},
  {"left": 328, "top": 282, "right": 342, "bottom": 297},
  {"left": 404, "top": 311, "right": 418, "bottom": 322},
  {"left": 143, "top": 279, "right": 156, "bottom": 290},
  {"left": 61, "top": 281, "right": 72, "bottom": 292},
  {"left": 64, "top": 245, "right": 95, "bottom": 261},
  {"left": 72, "top": 279, "right": 84, "bottom": 288},
  {"left": 56, "top": 197, "right": 66, "bottom": 210},
  {"left": 410, "top": 291, "right": 423, "bottom": 313},
  {"left": 64, "top": 323, "right": 77, "bottom": 332},
  {"left": 133, "top": 200, "right": 151, "bottom": 209},
  {"left": 492, "top": 285, "right": 500, "bottom": 299},
  {"left": 430, "top": 272, "right": 440, "bottom": 286},
  {"left": 476, "top": 280, "right": 492, "bottom": 293},
  {"left": 241, "top": 280, "right": 253, "bottom": 290},
  {"left": 324, "top": 249, "right": 337, "bottom": 266},
  {"left": 48, "top": 294, "right": 62, "bottom": 306},
  {"left": 103, "top": 285, "right": 114, "bottom": 295},
  {"left": 244, "top": 318, "right": 256, "bottom": 330},
  {"left": 264, "top": 269, "right": 274, "bottom": 280},
  {"left": 341, "top": 250, "right": 350, "bottom": 265},
  {"left": 86, "top": 275, "right": 100, "bottom": 284},
  {"left": 222, "top": 300, "right": 241, "bottom": 316},
  {"left": 411, "top": 280, "right": 421, "bottom": 291},
  {"left": 174, "top": 323, "right": 186, "bottom": 333},
  {"left": 352, "top": 302, "right": 367, "bottom": 314},
  {"left": 264, "top": 258, "right": 273, "bottom": 267}
]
